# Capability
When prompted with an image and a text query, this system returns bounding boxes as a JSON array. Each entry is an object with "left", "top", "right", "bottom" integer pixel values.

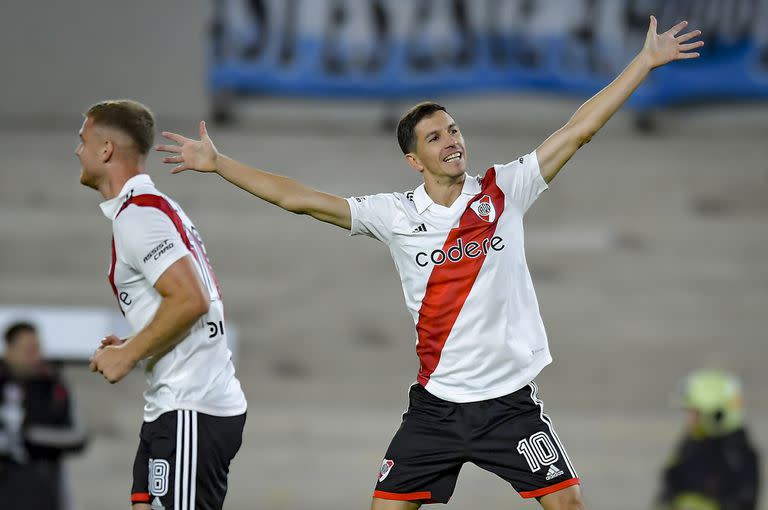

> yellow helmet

[{"left": 679, "top": 369, "right": 744, "bottom": 437}]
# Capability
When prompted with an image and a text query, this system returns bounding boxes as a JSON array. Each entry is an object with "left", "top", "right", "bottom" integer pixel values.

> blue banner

[{"left": 209, "top": 0, "right": 768, "bottom": 109}]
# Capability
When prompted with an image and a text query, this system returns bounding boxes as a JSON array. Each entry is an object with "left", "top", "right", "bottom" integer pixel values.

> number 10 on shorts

[{"left": 516, "top": 432, "right": 559, "bottom": 472}]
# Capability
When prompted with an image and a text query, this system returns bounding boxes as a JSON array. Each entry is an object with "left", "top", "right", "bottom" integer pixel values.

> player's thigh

[
  {"left": 373, "top": 384, "right": 465, "bottom": 505},
  {"left": 470, "top": 382, "right": 579, "bottom": 499},
  {"left": 193, "top": 411, "right": 247, "bottom": 509},
  {"left": 131, "top": 411, "right": 177, "bottom": 509},
  {"left": 371, "top": 497, "right": 422, "bottom": 510}
]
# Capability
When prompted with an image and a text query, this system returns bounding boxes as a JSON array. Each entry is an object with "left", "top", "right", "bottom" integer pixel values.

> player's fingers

[
  {"left": 200, "top": 120, "right": 208, "bottom": 139},
  {"left": 155, "top": 143, "right": 181, "bottom": 154},
  {"left": 163, "top": 155, "right": 184, "bottom": 164},
  {"left": 171, "top": 164, "right": 189, "bottom": 174},
  {"left": 679, "top": 41, "right": 704, "bottom": 52},
  {"left": 677, "top": 52, "right": 700, "bottom": 59},
  {"left": 676, "top": 29, "right": 702, "bottom": 43},
  {"left": 649, "top": 15, "right": 657, "bottom": 33},
  {"left": 665, "top": 20, "right": 688, "bottom": 36},
  {"left": 161, "top": 131, "right": 191, "bottom": 144}
]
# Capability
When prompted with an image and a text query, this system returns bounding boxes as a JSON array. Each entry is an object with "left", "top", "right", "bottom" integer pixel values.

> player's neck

[
  {"left": 99, "top": 164, "right": 145, "bottom": 200},
  {"left": 423, "top": 173, "right": 465, "bottom": 208}
]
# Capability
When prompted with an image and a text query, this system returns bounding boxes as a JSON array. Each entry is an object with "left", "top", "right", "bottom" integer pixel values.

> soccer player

[
  {"left": 78, "top": 100, "right": 247, "bottom": 510},
  {"left": 157, "top": 17, "right": 701, "bottom": 510}
]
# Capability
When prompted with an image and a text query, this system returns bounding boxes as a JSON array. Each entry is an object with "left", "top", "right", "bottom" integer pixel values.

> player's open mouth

[{"left": 443, "top": 152, "right": 462, "bottom": 163}]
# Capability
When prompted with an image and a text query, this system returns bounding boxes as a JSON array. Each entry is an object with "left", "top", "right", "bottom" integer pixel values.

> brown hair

[
  {"left": 396, "top": 102, "right": 448, "bottom": 154},
  {"left": 85, "top": 99, "right": 155, "bottom": 155}
]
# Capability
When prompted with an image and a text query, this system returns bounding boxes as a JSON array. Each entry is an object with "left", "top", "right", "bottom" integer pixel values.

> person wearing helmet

[{"left": 655, "top": 370, "right": 760, "bottom": 510}]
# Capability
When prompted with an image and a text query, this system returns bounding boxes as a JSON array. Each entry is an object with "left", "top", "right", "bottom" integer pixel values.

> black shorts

[
  {"left": 131, "top": 410, "right": 246, "bottom": 509},
  {"left": 373, "top": 382, "right": 579, "bottom": 503}
]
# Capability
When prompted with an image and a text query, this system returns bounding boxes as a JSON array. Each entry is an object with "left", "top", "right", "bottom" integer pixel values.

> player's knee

[
  {"left": 371, "top": 497, "right": 422, "bottom": 510},
  {"left": 539, "top": 486, "right": 586, "bottom": 510}
]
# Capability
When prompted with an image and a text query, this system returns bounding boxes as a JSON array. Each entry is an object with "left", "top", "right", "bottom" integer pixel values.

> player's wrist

[
  {"left": 637, "top": 49, "right": 657, "bottom": 71},
  {"left": 212, "top": 152, "right": 227, "bottom": 174},
  {"left": 120, "top": 338, "right": 144, "bottom": 365}
]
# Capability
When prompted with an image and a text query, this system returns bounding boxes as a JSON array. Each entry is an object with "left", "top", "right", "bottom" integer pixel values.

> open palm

[
  {"left": 643, "top": 16, "right": 704, "bottom": 69},
  {"left": 156, "top": 121, "right": 219, "bottom": 174}
]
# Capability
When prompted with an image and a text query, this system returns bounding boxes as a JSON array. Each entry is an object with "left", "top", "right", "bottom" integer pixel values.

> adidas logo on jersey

[
  {"left": 412, "top": 223, "right": 427, "bottom": 233},
  {"left": 151, "top": 496, "right": 165, "bottom": 510},
  {"left": 470, "top": 194, "right": 496, "bottom": 222},
  {"left": 545, "top": 464, "right": 564, "bottom": 481}
]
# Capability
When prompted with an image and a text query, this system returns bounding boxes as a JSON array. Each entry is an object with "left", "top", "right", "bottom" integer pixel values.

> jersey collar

[
  {"left": 99, "top": 174, "right": 154, "bottom": 220},
  {"left": 412, "top": 174, "right": 481, "bottom": 214}
]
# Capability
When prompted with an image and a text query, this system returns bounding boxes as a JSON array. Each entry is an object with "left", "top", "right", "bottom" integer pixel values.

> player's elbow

[
  {"left": 276, "top": 195, "right": 308, "bottom": 215},
  {"left": 565, "top": 120, "right": 597, "bottom": 148},
  {"left": 182, "top": 289, "right": 210, "bottom": 320},
  {"left": 192, "top": 293, "right": 210, "bottom": 317}
]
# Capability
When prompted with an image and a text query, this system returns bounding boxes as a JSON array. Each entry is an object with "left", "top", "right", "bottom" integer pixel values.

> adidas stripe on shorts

[
  {"left": 373, "top": 382, "right": 579, "bottom": 503},
  {"left": 131, "top": 410, "right": 246, "bottom": 509}
]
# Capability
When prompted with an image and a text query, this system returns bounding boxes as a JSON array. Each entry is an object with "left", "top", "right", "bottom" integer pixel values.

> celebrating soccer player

[{"left": 157, "top": 17, "right": 702, "bottom": 510}]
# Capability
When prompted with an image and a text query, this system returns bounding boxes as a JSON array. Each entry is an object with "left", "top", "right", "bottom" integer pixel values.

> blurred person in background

[
  {"left": 78, "top": 100, "right": 247, "bottom": 510},
  {"left": 655, "top": 370, "right": 759, "bottom": 510},
  {"left": 159, "top": 16, "right": 701, "bottom": 510},
  {"left": 0, "top": 321, "right": 87, "bottom": 510}
]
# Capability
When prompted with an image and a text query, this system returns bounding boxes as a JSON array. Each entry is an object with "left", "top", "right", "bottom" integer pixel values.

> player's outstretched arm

[
  {"left": 155, "top": 122, "right": 351, "bottom": 230},
  {"left": 535, "top": 15, "right": 703, "bottom": 183}
]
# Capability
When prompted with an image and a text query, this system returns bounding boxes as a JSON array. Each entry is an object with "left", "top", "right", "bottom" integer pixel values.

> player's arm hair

[
  {"left": 216, "top": 155, "right": 352, "bottom": 230},
  {"left": 535, "top": 52, "right": 653, "bottom": 183},
  {"left": 123, "top": 256, "right": 210, "bottom": 362}
]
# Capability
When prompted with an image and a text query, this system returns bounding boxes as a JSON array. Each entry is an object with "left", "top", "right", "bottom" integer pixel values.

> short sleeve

[
  {"left": 494, "top": 151, "right": 548, "bottom": 214},
  {"left": 346, "top": 193, "right": 400, "bottom": 243},
  {"left": 114, "top": 206, "right": 191, "bottom": 286}
]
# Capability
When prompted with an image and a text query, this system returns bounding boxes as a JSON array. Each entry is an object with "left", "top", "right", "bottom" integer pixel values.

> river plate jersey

[
  {"left": 100, "top": 174, "right": 247, "bottom": 421},
  {"left": 347, "top": 152, "right": 550, "bottom": 403}
]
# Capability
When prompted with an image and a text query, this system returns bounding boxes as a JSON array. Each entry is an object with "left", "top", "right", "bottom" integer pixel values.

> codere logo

[{"left": 415, "top": 236, "right": 505, "bottom": 267}]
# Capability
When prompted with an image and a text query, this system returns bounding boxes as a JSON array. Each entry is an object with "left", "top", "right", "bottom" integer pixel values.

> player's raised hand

[
  {"left": 642, "top": 16, "right": 704, "bottom": 69},
  {"left": 156, "top": 121, "right": 220, "bottom": 174}
]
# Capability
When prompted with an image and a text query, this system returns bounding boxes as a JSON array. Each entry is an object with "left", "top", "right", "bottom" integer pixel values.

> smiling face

[{"left": 406, "top": 110, "right": 467, "bottom": 182}]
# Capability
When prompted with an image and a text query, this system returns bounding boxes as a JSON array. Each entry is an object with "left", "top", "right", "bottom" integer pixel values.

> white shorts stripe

[
  {"left": 528, "top": 382, "right": 578, "bottom": 478},
  {"left": 190, "top": 411, "right": 198, "bottom": 510},
  {"left": 174, "top": 410, "right": 183, "bottom": 510},
  {"left": 182, "top": 410, "right": 191, "bottom": 510}
]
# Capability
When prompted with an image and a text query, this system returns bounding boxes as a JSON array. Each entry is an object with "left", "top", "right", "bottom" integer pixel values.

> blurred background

[{"left": 1, "top": 0, "right": 767, "bottom": 509}]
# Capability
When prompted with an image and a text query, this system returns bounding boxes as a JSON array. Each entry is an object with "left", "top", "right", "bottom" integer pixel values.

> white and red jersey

[
  {"left": 100, "top": 174, "right": 247, "bottom": 421},
  {"left": 347, "top": 151, "right": 550, "bottom": 403}
]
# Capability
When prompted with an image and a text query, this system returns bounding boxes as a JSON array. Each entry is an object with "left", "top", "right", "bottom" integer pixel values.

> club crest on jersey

[
  {"left": 378, "top": 459, "right": 395, "bottom": 482},
  {"left": 470, "top": 195, "right": 496, "bottom": 222}
]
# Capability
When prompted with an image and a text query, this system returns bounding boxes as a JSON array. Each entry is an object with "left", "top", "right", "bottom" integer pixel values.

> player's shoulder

[
  {"left": 113, "top": 193, "right": 177, "bottom": 235},
  {"left": 351, "top": 190, "right": 416, "bottom": 209},
  {"left": 491, "top": 152, "right": 536, "bottom": 172}
]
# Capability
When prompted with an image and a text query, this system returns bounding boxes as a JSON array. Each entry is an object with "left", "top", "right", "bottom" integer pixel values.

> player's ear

[
  {"left": 405, "top": 153, "right": 424, "bottom": 174},
  {"left": 101, "top": 139, "right": 114, "bottom": 163}
]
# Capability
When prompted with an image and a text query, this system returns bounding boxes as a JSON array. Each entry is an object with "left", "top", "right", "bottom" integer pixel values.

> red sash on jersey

[
  {"left": 415, "top": 168, "right": 506, "bottom": 386},
  {"left": 107, "top": 194, "right": 207, "bottom": 314}
]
